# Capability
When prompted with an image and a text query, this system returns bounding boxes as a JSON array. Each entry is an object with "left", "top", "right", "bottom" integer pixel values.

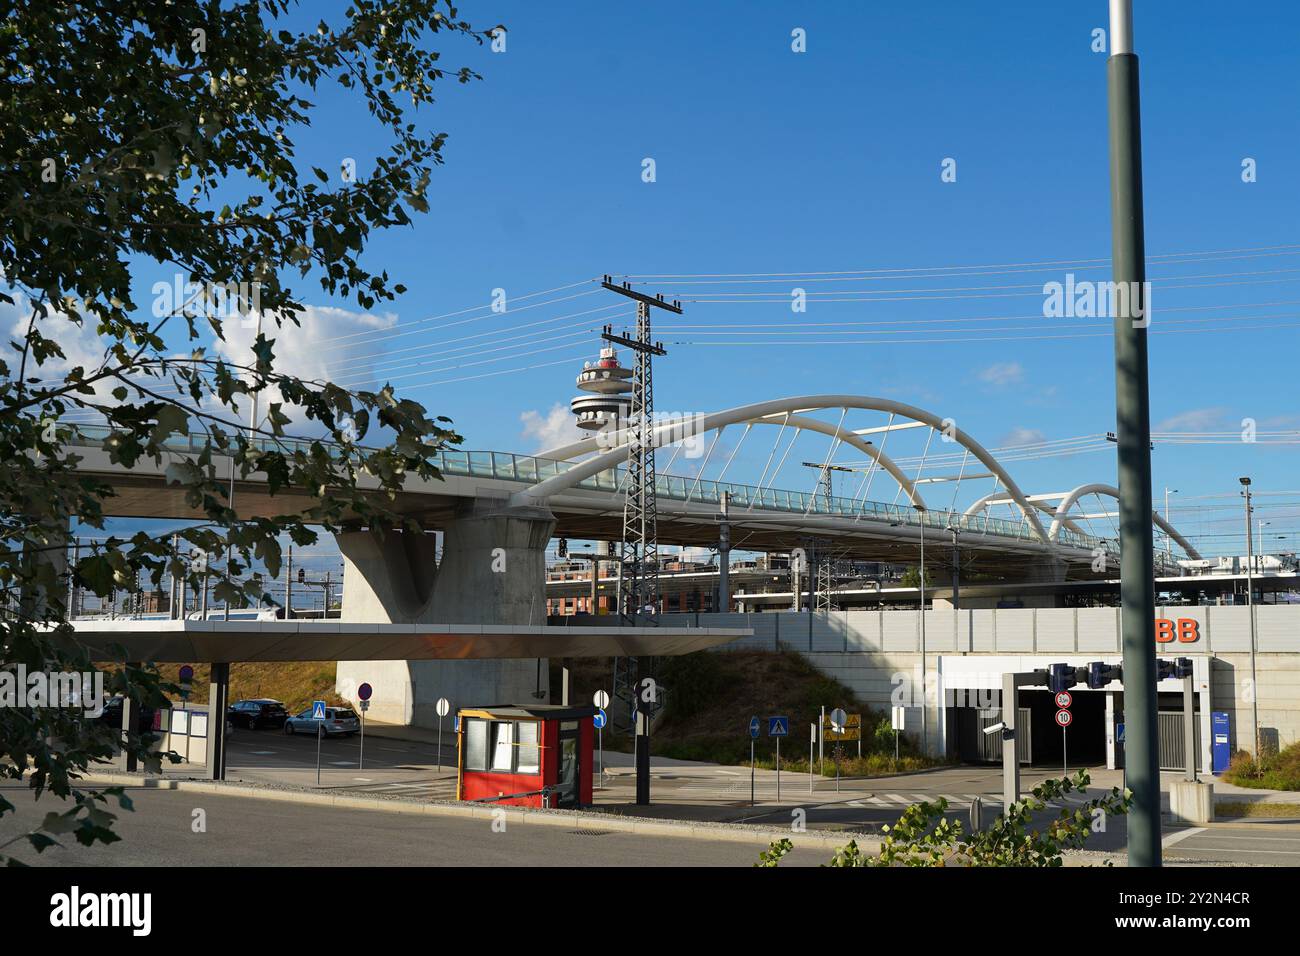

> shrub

[
  {"left": 756, "top": 771, "right": 1131, "bottom": 867},
  {"left": 1223, "top": 743, "right": 1300, "bottom": 791}
]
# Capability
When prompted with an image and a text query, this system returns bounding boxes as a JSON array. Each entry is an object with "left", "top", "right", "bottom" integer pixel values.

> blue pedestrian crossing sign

[
  {"left": 749, "top": 716, "right": 761, "bottom": 739},
  {"left": 768, "top": 716, "right": 790, "bottom": 737},
  {"left": 312, "top": 700, "right": 327, "bottom": 720},
  {"left": 1117, "top": 723, "right": 1125, "bottom": 744}
]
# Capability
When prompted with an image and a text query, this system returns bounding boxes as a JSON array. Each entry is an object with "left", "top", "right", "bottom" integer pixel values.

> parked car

[
  {"left": 283, "top": 706, "right": 361, "bottom": 737},
  {"left": 226, "top": 698, "right": 289, "bottom": 731},
  {"left": 97, "top": 695, "right": 157, "bottom": 732}
]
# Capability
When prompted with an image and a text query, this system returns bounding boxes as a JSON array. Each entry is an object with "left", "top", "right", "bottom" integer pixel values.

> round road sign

[
  {"left": 436, "top": 697, "right": 450, "bottom": 718},
  {"left": 178, "top": 665, "right": 194, "bottom": 683},
  {"left": 749, "top": 715, "right": 761, "bottom": 739},
  {"left": 1054, "top": 691, "right": 1072, "bottom": 709},
  {"left": 358, "top": 682, "right": 373, "bottom": 701},
  {"left": 830, "top": 707, "right": 848, "bottom": 732},
  {"left": 593, "top": 689, "right": 610, "bottom": 709},
  {"left": 594, "top": 708, "right": 607, "bottom": 730},
  {"left": 1055, "top": 708, "right": 1073, "bottom": 728}
]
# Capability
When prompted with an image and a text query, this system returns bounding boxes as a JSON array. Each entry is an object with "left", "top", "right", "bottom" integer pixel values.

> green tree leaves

[{"left": 0, "top": 0, "right": 485, "bottom": 863}]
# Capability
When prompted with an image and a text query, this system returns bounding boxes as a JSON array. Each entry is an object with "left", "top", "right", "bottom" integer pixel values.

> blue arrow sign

[
  {"left": 594, "top": 708, "right": 607, "bottom": 730},
  {"left": 312, "top": 700, "right": 327, "bottom": 720},
  {"left": 768, "top": 716, "right": 789, "bottom": 737},
  {"left": 749, "top": 715, "right": 761, "bottom": 739},
  {"left": 1117, "top": 722, "right": 1125, "bottom": 744}
]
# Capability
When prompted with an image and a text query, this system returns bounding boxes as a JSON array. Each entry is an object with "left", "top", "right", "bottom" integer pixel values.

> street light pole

[
  {"left": 915, "top": 503, "right": 928, "bottom": 756},
  {"left": 1106, "top": 0, "right": 1160, "bottom": 867},
  {"left": 1164, "top": 487, "right": 1178, "bottom": 558},
  {"left": 1241, "top": 477, "right": 1260, "bottom": 758},
  {"left": 949, "top": 525, "right": 960, "bottom": 612}
]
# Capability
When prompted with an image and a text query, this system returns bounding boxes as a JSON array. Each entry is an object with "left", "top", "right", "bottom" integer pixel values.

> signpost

[
  {"left": 594, "top": 690, "right": 611, "bottom": 787},
  {"left": 357, "top": 682, "right": 372, "bottom": 771},
  {"left": 435, "top": 697, "right": 450, "bottom": 772},
  {"left": 749, "top": 715, "right": 760, "bottom": 805},
  {"left": 891, "top": 706, "right": 906, "bottom": 763},
  {"left": 312, "top": 699, "right": 327, "bottom": 786},
  {"left": 1056, "top": 705, "right": 1073, "bottom": 774},
  {"left": 829, "top": 708, "right": 848, "bottom": 791},
  {"left": 594, "top": 707, "right": 608, "bottom": 788},
  {"left": 768, "top": 716, "right": 789, "bottom": 801}
]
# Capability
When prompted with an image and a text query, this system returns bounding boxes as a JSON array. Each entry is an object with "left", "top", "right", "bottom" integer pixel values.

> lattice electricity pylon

[
  {"left": 815, "top": 552, "right": 835, "bottom": 612},
  {"left": 600, "top": 277, "right": 681, "bottom": 623}
]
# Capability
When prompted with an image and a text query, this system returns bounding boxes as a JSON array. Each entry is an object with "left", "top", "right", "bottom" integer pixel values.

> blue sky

[{"left": 74, "top": 2, "right": 1300, "bottom": 560}]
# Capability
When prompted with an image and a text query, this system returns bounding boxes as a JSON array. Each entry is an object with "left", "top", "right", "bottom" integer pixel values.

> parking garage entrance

[{"left": 951, "top": 690, "right": 1106, "bottom": 767}]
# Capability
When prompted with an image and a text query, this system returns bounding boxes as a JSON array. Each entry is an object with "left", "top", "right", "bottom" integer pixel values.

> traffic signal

[
  {"left": 1174, "top": 657, "right": 1194, "bottom": 679},
  {"left": 1156, "top": 658, "right": 1176, "bottom": 681},
  {"left": 297, "top": 567, "right": 306, "bottom": 583},
  {"left": 1087, "top": 661, "right": 1111, "bottom": 689},
  {"left": 1048, "top": 663, "right": 1076, "bottom": 693},
  {"left": 557, "top": 538, "right": 568, "bottom": 558}
]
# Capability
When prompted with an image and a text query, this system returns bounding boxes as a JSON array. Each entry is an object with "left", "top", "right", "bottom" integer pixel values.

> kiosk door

[{"left": 556, "top": 721, "right": 581, "bottom": 807}]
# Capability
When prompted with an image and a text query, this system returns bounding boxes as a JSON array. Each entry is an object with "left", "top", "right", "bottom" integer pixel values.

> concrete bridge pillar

[{"left": 334, "top": 501, "right": 557, "bottom": 729}]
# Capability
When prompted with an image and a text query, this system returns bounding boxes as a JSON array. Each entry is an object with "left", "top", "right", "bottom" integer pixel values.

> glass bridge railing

[{"left": 66, "top": 424, "right": 1117, "bottom": 554}]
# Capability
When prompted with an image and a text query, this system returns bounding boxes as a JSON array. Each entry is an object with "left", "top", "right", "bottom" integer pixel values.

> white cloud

[
  {"left": 1155, "top": 407, "right": 1229, "bottom": 432},
  {"left": 3, "top": 293, "right": 122, "bottom": 407},
  {"left": 978, "top": 361, "right": 1025, "bottom": 387},
  {"left": 213, "top": 305, "right": 397, "bottom": 392},
  {"left": 520, "top": 403, "right": 583, "bottom": 452},
  {"left": 999, "top": 426, "right": 1046, "bottom": 448},
  {"left": 210, "top": 304, "right": 398, "bottom": 435},
  {"left": 5, "top": 289, "right": 408, "bottom": 441}
]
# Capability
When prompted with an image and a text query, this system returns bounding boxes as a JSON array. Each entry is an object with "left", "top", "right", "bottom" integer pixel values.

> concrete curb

[{"left": 81, "top": 773, "right": 872, "bottom": 853}]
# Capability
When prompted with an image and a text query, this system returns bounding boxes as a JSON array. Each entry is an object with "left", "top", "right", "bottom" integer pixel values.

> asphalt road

[
  {"left": 78, "top": 732, "right": 1300, "bottom": 866},
  {"left": 0, "top": 786, "right": 829, "bottom": 867}
]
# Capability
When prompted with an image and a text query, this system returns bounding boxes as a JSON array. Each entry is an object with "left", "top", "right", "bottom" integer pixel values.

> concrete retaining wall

[{"left": 664, "top": 606, "right": 1300, "bottom": 756}]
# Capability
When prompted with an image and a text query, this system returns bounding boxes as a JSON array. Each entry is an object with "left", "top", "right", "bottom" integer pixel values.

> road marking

[
  {"left": 1171, "top": 844, "right": 1300, "bottom": 856},
  {"left": 1161, "top": 827, "right": 1205, "bottom": 848},
  {"left": 1177, "top": 831, "right": 1300, "bottom": 844},
  {"left": 353, "top": 777, "right": 373, "bottom": 782},
  {"left": 715, "top": 770, "right": 740, "bottom": 776},
  {"left": 329, "top": 761, "right": 354, "bottom": 766},
  {"left": 248, "top": 750, "right": 276, "bottom": 755}
]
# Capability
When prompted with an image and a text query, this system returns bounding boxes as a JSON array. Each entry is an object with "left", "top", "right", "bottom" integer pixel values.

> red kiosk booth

[{"left": 456, "top": 704, "right": 597, "bottom": 808}]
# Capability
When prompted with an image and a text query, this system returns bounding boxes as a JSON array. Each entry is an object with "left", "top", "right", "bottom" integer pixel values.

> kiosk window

[
  {"left": 516, "top": 721, "right": 540, "bottom": 774},
  {"left": 465, "top": 718, "right": 488, "bottom": 771},
  {"left": 490, "top": 721, "right": 515, "bottom": 771}
]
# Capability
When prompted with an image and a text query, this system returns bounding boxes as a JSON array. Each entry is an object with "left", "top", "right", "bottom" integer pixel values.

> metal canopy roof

[
  {"left": 460, "top": 704, "right": 599, "bottom": 721},
  {"left": 60, "top": 620, "right": 750, "bottom": 663}
]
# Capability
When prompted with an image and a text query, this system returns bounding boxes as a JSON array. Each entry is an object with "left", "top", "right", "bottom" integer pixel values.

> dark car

[
  {"left": 227, "top": 698, "right": 289, "bottom": 731},
  {"left": 97, "top": 695, "right": 157, "bottom": 732}
]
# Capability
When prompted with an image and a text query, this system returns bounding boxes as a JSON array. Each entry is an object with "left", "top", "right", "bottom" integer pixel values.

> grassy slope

[
  {"left": 147, "top": 662, "right": 344, "bottom": 713},
  {"left": 552, "top": 650, "right": 928, "bottom": 769}
]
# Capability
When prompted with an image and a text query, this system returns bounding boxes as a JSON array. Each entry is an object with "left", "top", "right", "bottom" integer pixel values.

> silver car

[{"left": 283, "top": 706, "right": 361, "bottom": 737}]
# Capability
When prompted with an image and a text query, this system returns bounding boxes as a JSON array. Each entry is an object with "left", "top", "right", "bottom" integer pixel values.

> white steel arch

[
  {"left": 535, "top": 412, "right": 928, "bottom": 508},
  {"left": 963, "top": 489, "right": 1090, "bottom": 538},
  {"left": 1046, "top": 483, "right": 1203, "bottom": 559},
  {"left": 515, "top": 394, "right": 1049, "bottom": 542}
]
